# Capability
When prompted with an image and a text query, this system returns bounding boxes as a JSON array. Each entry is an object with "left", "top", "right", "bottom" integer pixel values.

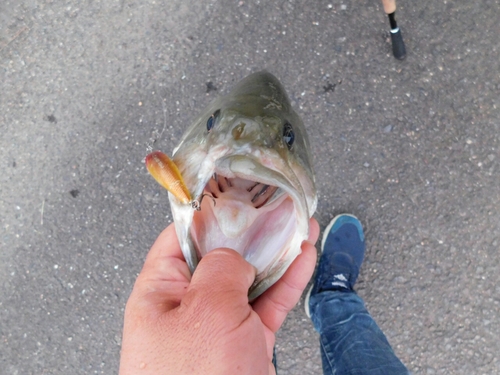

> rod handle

[{"left": 390, "top": 28, "right": 406, "bottom": 60}]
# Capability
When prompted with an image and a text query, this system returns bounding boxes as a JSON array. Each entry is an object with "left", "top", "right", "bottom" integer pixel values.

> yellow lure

[{"left": 145, "top": 151, "right": 191, "bottom": 204}]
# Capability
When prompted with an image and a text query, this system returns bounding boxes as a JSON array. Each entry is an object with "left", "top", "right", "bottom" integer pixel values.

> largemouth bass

[{"left": 147, "top": 71, "right": 317, "bottom": 299}]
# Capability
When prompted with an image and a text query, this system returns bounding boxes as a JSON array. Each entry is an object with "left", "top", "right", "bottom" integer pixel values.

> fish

[{"left": 146, "top": 71, "right": 317, "bottom": 300}]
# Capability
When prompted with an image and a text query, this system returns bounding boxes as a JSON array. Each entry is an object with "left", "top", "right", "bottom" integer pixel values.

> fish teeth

[
  {"left": 253, "top": 185, "right": 279, "bottom": 209},
  {"left": 251, "top": 184, "right": 270, "bottom": 203},
  {"left": 247, "top": 182, "right": 260, "bottom": 192},
  {"left": 206, "top": 177, "right": 220, "bottom": 198},
  {"left": 205, "top": 176, "right": 282, "bottom": 209},
  {"left": 265, "top": 187, "right": 285, "bottom": 206}
]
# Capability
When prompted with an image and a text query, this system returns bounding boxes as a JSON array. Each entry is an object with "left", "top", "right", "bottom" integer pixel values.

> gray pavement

[{"left": 1, "top": 0, "right": 499, "bottom": 374}]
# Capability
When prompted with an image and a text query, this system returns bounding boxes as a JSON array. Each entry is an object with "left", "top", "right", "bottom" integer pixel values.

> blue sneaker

[{"left": 305, "top": 214, "right": 365, "bottom": 317}]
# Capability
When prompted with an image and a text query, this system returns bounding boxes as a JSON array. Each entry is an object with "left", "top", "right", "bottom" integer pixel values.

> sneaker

[{"left": 305, "top": 214, "right": 365, "bottom": 318}]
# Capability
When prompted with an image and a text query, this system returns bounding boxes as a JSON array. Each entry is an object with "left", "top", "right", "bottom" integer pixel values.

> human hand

[{"left": 119, "top": 218, "right": 319, "bottom": 375}]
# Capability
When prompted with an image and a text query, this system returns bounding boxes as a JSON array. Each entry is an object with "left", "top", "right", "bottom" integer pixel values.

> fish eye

[
  {"left": 206, "top": 109, "right": 220, "bottom": 133},
  {"left": 283, "top": 122, "right": 295, "bottom": 149}
]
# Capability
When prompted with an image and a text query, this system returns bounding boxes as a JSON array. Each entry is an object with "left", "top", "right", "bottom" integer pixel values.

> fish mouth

[{"left": 189, "top": 155, "right": 308, "bottom": 281}]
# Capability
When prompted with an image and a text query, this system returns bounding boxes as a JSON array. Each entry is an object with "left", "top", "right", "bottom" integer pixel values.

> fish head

[{"left": 169, "top": 71, "right": 317, "bottom": 299}]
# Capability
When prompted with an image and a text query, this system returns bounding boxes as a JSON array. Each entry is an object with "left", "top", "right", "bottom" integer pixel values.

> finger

[
  {"left": 144, "top": 222, "right": 184, "bottom": 263},
  {"left": 252, "top": 238, "right": 317, "bottom": 333},
  {"left": 262, "top": 325, "right": 276, "bottom": 362},
  {"left": 269, "top": 361, "right": 277, "bottom": 375},
  {"left": 189, "top": 248, "right": 256, "bottom": 293},
  {"left": 307, "top": 217, "right": 320, "bottom": 244},
  {"left": 179, "top": 248, "right": 256, "bottom": 319},
  {"left": 127, "top": 224, "right": 191, "bottom": 315},
  {"left": 258, "top": 216, "right": 318, "bottom": 357},
  {"left": 139, "top": 222, "right": 191, "bottom": 283}
]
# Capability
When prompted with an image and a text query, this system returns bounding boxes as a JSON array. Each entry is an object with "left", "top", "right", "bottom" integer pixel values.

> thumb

[{"left": 179, "top": 249, "right": 257, "bottom": 319}]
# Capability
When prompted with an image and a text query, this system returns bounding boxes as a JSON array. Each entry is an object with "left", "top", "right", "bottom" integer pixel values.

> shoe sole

[{"left": 304, "top": 214, "right": 359, "bottom": 318}]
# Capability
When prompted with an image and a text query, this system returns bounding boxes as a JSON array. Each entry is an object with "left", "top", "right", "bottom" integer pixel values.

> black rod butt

[{"left": 390, "top": 28, "right": 406, "bottom": 60}]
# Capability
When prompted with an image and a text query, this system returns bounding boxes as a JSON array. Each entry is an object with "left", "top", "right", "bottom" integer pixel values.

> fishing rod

[{"left": 381, "top": 0, "right": 406, "bottom": 59}]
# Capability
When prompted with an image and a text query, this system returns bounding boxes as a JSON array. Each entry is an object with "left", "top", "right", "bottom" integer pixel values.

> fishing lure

[
  {"left": 145, "top": 151, "right": 193, "bottom": 206},
  {"left": 145, "top": 151, "right": 214, "bottom": 211}
]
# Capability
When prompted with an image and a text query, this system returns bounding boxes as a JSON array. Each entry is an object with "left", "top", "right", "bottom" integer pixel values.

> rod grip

[{"left": 390, "top": 28, "right": 406, "bottom": 60}]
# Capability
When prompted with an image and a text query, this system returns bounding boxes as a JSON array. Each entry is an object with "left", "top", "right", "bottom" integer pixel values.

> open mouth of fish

[
  {"left": 208, "top": 174, "right": 281, "bottom": 210},
  {"left": 189, "top": 156, "right": 304, "bottom": 279},
  {"left": 205, "top": 173, "right": 283, "bottom": 209}
]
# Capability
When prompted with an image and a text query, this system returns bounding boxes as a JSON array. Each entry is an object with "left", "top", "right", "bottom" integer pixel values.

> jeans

[{"left": 309, "top": 290, "right": 409, "bottom": 375}]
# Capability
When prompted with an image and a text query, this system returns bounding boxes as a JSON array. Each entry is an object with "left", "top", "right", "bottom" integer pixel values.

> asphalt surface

[{"left": 1, "top": 0, "right": 499, "bottom": 374}]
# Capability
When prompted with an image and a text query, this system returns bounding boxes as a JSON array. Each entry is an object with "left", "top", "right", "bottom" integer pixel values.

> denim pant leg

[{"left": 309, "top": 291, "right": 409, "bottom": 375}]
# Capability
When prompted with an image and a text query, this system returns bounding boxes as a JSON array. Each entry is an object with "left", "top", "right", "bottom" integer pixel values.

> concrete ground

[{"left": 1, "top": 0, "right": 499, "bottom": 374}]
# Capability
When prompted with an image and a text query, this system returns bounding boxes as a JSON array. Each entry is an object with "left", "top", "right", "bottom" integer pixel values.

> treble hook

[{"left": 191, "top": 193, "right": 217, "bottom": 211}]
